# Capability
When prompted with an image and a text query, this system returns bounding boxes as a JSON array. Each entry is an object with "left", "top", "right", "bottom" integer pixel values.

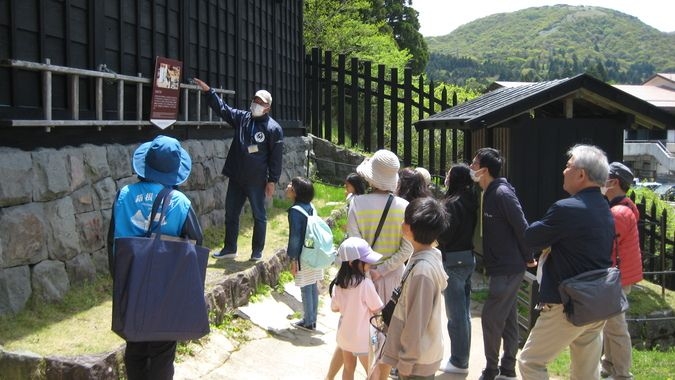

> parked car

[
  {"left": 654, "top": 183, "right": 675, "bottom": 201},
  {"left": 634, "top": 181, "right": 662, "bottom": 191}
]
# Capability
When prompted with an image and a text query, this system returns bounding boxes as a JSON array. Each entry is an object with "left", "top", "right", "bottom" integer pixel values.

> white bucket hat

[{"left": 357, "top": 149, "right": 400, "bottom": 192}]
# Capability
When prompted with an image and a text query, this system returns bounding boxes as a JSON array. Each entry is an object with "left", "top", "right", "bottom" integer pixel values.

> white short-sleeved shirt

[{"left": 331, "top": 277, "right": 383, "bottom": 353}]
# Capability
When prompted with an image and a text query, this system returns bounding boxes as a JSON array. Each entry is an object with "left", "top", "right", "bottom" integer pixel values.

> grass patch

[
  {"left": 0, "top": 275, "right": 123, "bottom": 355},
  {"left": 549, "top": 346, "right": 675, "bottom": 379}
]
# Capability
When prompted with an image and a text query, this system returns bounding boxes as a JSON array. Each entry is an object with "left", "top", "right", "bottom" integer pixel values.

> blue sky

[{"left": 411, "top": 1, "right": 675, "bottom": 37}]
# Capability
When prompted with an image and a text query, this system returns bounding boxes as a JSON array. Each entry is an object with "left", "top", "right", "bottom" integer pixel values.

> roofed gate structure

[{"left": 416, "top": 73, "right": 675, "bottom": 221}]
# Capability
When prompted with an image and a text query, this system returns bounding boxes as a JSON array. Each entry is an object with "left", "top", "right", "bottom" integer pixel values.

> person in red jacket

[{"left": 601, "top": 162, "right": 643, "bottom": 380}]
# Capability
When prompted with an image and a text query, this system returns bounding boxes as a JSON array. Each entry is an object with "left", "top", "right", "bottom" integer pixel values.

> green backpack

[{"left": 292, "top": 205, "right": 337, "bottom": 269}]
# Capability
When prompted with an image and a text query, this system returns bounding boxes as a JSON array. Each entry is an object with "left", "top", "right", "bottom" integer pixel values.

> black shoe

[
  {"left": 212, "top": 250, "right": 237, "bottom": 259},
  {"left": 479, "top": 368, "right": 500, "bottom": 380},
  {"left": 249, "top": 253, "right": 263, "bottom": 262},
  {"left": 389, "top": 367, "right": 398, "bottom": 379},
  {"left": 496, "top": 367, "right": 518, "bottom": 380},
  {"left": 292, "top": 321, "right": 315, "bottom": 332}
]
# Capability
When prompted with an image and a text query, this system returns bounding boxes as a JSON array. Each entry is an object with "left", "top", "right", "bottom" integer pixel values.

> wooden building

[
  {"left": 416, "top": 73, "right": 675, "bottom": 221},
  {"left": 0, "top": 0, "right": 304, "bottom": 149}
]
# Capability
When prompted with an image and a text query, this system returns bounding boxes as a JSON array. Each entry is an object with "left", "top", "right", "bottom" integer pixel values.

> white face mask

[
  {"left": 470, "top": 168, "right": 482, "bottom": 182},
  {"left": 601, "top": 180, "right": 613, "bottom": 196},
  {"left": 250, "top": 103, "right": 265, "bottom": 117}
]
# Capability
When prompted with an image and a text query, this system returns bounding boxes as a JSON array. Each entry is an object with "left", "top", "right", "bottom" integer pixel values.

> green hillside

[{"left": 425, "top": 5, "right": 675, "bottom": 89}]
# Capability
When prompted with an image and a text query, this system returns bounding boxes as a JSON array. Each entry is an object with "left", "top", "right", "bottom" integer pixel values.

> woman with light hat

[
  {"left": 339, "top": 149, "right": 413, "bottom": 380},
  {"left": 107, "top": 135, "right": 203, "bottom": 380}
]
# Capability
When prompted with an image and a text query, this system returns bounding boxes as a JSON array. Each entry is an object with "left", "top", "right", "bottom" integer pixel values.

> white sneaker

[{"left": 440, "top": 360, "right": 469, "bottom": 374}]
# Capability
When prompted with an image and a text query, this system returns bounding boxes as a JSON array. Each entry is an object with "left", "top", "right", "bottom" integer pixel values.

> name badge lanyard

[{"left": 240, "top": 119, "right": 257, "bottom": 145}]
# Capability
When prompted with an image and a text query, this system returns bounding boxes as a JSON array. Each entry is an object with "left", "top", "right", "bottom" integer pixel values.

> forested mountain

[{"left": 425, "top": 5, "right": 675, "bottom": 89}]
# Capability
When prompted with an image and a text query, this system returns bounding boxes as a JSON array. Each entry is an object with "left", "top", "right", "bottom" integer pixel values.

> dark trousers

[
  {"left": 124, "top": 341, "right": 177, "bottom": 380},
  {"left": 481, "top": 272, "right": 524, "bottom": 373},
  {"left": 223, "top": 180, "right": 267, "bottom": 256}
]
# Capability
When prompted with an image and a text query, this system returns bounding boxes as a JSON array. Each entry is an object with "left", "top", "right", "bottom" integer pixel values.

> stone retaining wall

[{"left": 0, "top": 136, "right": 312, "bottom": 317}]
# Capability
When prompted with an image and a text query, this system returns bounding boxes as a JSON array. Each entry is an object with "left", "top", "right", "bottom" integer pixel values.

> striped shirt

[{"left": 346, "top": 193, "right": 413, "bottom": 276}]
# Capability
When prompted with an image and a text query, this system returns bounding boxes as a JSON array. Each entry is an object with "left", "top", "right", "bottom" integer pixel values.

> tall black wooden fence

[{"left": 304, "top": 47, "right": 469, "bottom": 181}]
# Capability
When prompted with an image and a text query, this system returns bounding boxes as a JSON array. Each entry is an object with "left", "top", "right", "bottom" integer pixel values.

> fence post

[
  {"left": 337, "top": 54, "right": 346, "bottom": 145},
  {"left": 363, "top": 61, "right": 372, "bottom": 152},
  {"left": 390, "top": 67, "right": 399, "bottom": 155},
  {"left": 440, "top": 87, "right": 448, "bottom": 174},
  {"left": 403, "top": 67, "right": 412, "bottom": 165},
  {"left": 377, "top": 64, "right": 385, "bottom": 149},
  {"left": 324, "top": 50, "right": 333, "bottom": 141},
  {"left": 311, "top": 48, "right": 321, "bottom": 137},
  {"left": 350, "top": 57, "right": 359, "bottom": 148},
  {"left": 428, "top": 80, "right": 436, "bottom": 175}
]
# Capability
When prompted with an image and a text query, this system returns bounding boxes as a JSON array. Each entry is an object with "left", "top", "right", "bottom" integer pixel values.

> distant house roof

[
  {"left": 613, "top": 85, "right": 675, "bottom": 113},
  {"left": 415, "top": 73, "right": 675, "bottom": 131},
  {"left": 643, "top": 73, "right": 675, "bottom": 91}
]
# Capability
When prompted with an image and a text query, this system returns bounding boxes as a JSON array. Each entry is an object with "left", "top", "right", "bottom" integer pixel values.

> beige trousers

[
  {"left": 518, "top": 303, "right": 605, "bottom": 380},
  {"left": 601, "top": 285, "right": 634, "bottom": 380}
]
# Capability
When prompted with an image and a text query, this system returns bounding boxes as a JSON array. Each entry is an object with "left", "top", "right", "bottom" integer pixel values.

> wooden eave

[{"left": 415, "top": 74, "right": 675, "bottom": 131}]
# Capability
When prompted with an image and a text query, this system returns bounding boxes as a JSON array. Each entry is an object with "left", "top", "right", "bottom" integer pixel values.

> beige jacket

[{"left": 381, "top": 248, "right": 448, "bottom": 377}]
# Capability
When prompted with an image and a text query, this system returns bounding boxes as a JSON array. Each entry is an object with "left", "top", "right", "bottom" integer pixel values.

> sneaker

[
  {"left": 249, "top": 254, "right": 263, "bottom": 262},
  {"left": 389, "top": 367, "right": 398, "bottom": 379},
  {"left": 292, "top": 321, "right": 315, "bottom": 332},
  {"left": 479, "top": 368, "right": 500, "bottom": 380},
  {"left": 440, "top": 360, "right": 469, "bottom": 374},
  {"left": 212, "top": 250, "right": 237, "bottom": 259},
  {"left": 496, "top": 366, "right": 517, "bottom": 379}
]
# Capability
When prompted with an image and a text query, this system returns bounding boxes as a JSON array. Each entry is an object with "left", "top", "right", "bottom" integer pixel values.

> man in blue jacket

[
  {"left": 471, "top": 148, "right": 536, "bottom": 380},
  {"left": 194, "top": 78, "right": 283, "bottom": 262},
  {"left": 518, "top": 144, "right": 614, "bottom": 380}
]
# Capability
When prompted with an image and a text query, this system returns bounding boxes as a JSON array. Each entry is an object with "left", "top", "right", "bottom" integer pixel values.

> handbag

[
  {"left": 112, "top": 188, "right": 210, "bottom": 342},
  {"left": 558, "top": 266, "right": 628, "bottom": 326}
]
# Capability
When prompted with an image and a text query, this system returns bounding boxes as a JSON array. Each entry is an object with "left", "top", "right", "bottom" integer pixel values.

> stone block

[
  {"left": 82, "top": 144, "right": 111, "bottom": 183},
  {"left": 0, "top": 265, "right": 31, "bottom": 316},
  {"left": 106, "top": 144, "right": 133, "bottom": 180},
  {"left": 31, "top": 260, "right": 70, "bottom": 303},
  {"left": 0, "top": 203, "right": 48, "bottom": 267},
  {"left": 71, "top": 185, "right": 95, "bottom": 214},
  {"left": 93, "top": 177, "right": 118, "bottom": 210},
  {"left": 75, "top": 210, "right": 105, "bottom": 254},
  {"left": 0, "top": 148, "right": 33, "bottom": 207},
  {"left": 0, "top": 350, "right": 45, "bottom": 379},
  {"left": 45, "top": 197, "right": 81, "bottom": 261},
  {"left": 32, "top": 148, "right": 70, "bottom": 202},
  {"left": 66, "top": 253, "right": 97, "bottom": 286}
]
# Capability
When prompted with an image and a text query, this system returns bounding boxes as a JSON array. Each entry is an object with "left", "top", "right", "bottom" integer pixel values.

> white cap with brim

[
  {"left": 255, "top": 89, "right": 272, "bottom": 105},
  {"left": 338, "top": 237, "right": 382, "bottom": 264},
  {"left": 357, "top": 149, "right": 400, "bottom": 192}
]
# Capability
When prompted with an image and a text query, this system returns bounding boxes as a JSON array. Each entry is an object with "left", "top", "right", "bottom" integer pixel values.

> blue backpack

[{"left": 292, "top": 205, "right": 336, "bottom": 269}]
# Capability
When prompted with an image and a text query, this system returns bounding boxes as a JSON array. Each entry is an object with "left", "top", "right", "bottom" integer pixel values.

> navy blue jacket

[
  {"left": 481, "top": 178, "right": 533, "bottom": 276},
  {"left": 525, "top": 187, "right": 614, "bottom": 304},
  {"left": 206, "top": 89, "right": 283, "bottom": 186},
  {"left": 287, "top": 202, "right": 312, "bottom": 270}
]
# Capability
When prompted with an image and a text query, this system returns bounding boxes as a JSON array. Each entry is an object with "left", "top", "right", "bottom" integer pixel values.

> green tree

[
  {"left": 303, "top": 0, "right": 411, "bottom": 70},
  {"left": 380, "top": 0, "right": 429, "bottom": 75}
]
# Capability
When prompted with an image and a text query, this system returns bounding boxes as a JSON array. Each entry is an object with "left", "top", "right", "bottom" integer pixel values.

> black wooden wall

[{"left": 0, "top": 0, "right": 303, "bottom": 127}]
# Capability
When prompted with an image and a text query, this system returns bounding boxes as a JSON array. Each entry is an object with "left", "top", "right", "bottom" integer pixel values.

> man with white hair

[{"left": 519, "top": 144, "right": 615, "bottom": 380}]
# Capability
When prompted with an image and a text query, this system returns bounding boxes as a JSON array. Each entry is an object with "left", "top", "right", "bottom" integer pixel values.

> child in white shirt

[{"left": 331, "top": 237, "right": 384, "bottom": 380}]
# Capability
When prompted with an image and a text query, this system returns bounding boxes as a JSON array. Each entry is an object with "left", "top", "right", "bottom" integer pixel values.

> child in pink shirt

[{"left": 331, "top": 237, "right": 384, "bottom": 380}]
